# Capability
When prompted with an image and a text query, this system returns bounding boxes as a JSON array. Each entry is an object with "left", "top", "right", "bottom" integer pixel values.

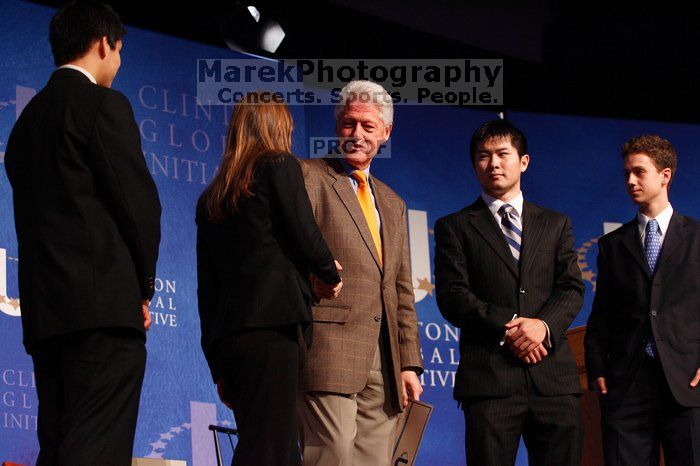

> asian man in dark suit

[
  {"left": 434, "top": 119, "right": 584, "bottom": 466},
  {"left": 4, "top": 2, "right": 161, "bottom": 465},
  {"left": 585, "top": 135, "right": 700, "bottom": 466}
]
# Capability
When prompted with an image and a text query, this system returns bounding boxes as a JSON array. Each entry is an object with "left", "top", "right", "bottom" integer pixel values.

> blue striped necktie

[
  {"left": 498, "top": 204, "right": 521, "bottom": 265},
  {"left": 644, "top": 218, "right": 661, "bottom": 358},
  {"left": 644, "top": 219, "right": 661, "bottom": 273}
]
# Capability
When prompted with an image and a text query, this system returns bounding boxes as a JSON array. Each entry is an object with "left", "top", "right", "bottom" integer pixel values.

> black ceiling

[{"left": 29, "top": 0, "right": 700, "bottom": 124}]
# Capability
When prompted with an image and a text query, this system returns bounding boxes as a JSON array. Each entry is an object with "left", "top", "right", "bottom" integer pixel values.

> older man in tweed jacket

[{"left": 298, "top": 80, "right": 424, "bottom": 466}]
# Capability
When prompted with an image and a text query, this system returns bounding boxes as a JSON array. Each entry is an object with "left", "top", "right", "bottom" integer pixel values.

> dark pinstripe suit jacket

[{"left": 434, "top": 197, "right": 584, "bottom": 399}]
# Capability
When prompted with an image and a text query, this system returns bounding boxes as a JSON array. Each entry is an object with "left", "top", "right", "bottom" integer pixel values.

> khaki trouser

[{"left": 298, "top": 344, "right": 399, "bottom": 466}]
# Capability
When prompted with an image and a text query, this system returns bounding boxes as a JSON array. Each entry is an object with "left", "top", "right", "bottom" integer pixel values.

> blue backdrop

[{"left": 2, "top": 1, "right": 700, "bottom": 464}]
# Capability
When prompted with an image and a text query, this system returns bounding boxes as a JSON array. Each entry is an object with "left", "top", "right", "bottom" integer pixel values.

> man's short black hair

[
  {"left": 469, "top": 119, "right": 528, "bottom": 164},
  {"left": 49, "top": 0, "right": 126, "bottom": 67}
]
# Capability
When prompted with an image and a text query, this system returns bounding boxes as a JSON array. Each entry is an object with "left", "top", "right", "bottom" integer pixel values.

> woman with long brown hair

[{"left": 196, "top": 92, "right": 342, "bottom": 466}]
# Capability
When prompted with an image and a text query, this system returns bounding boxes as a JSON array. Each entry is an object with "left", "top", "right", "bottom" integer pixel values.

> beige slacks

[{"left": 298, "top": 344, "right": 399, "bottom": 466}]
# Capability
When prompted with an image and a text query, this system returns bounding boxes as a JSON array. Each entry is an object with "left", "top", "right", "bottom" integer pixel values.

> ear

[
  {"left": 520, "top": 153, "right": 530, "bottom": 173},
  {"left": 661, "top": 167, "right": 672, "bottom": 186},
  {"left": 97, "top": 36, "right": 109, "bottom": 59},
  {"left": 382, "top": 122, "right": 393, "bottom": 143}
]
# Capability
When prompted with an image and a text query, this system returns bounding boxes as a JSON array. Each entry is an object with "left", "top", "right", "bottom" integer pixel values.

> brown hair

[
  {"left": 621, "top": 134, "right": 677, "bottom": 188},
  {"left": 204, "top": 91, "right": 293, "bottom": 221}
]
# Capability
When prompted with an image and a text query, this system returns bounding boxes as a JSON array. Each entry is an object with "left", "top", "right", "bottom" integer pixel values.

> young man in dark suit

[
  {"left": 585, "top": 135, "right": 700, "bottom": 465},
  {"left": 4, "top": 2, "right": 161, "bottom": 464},
  {"left": 434, "top": 119, "right": 584, "bottom": 466}
]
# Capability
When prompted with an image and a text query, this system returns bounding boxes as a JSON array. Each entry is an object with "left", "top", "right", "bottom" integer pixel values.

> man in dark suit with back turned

[
  {"left": 585, "top": 135, "right": 700, "bottom": 466},
  {"left": 434, "top": 119, "right": 584, "bottom": 466},
  {"left": 4, "top": 2, "right": 161, "bottom": 465}
]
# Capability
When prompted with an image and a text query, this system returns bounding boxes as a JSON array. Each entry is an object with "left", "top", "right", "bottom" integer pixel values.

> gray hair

[{"left": 334, "top": 80, "right": 393, "bottom": 125}]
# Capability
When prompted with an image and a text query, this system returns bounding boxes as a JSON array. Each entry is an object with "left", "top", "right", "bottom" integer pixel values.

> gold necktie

[{"left": 352, "top": 171, "right": 382, "bottom": 265}]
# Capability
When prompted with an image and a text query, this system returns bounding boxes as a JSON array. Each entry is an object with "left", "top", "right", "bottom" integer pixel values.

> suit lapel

[
  {"left": 519, "top": 201, "right": 544, "bottom": 276},
  {"left": 656, "top": 212, "right": 687, "bottom": 269},
  {"left": 468, "top": 198, "right": 519, "bottom": 278},
  {"left": 621, "top": 219, "right": 651, "bottom": 276},
  {"left": 325, "top": 159, "right": 383, "bottom": 272}
]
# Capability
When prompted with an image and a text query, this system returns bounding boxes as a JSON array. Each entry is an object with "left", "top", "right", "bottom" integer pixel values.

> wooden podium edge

[
  {"left": 565, "top": 325, "right": 589, "bottom": 390},
  {"left": 566, "top": 325, "right": 603, "bottom": 466}
]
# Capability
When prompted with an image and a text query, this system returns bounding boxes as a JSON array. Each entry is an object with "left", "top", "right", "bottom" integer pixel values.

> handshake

[
  {"left": 311, "top": 260, "right": 344, "bottom": 301},
  {"left": 501, "top": 316, "right": 549, "bottom": 365}
]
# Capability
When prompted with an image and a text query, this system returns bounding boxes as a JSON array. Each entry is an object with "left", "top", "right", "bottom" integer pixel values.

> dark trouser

[
  {"left": 215, "top": 325, "right": 301, "bottom": 466},
  {"left": 601, "top": 356, "right": 700, "bottom": 466},
  {"left": 31, "top": 328, "right": 147, "bottom": 466},
  {"left": 462, "top": 369, "right": 583, "bottom": 466}
]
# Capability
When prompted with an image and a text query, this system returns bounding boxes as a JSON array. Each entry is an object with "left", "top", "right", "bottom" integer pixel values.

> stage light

[
  {"left": 261, "top": 22, "right": 285, "bottom": 53},
  {"left": 247, "top": 6, "right": 260, "bottom": 22},
  {"left": 222, "top": 2, "right": 286, "bottom": 56}
]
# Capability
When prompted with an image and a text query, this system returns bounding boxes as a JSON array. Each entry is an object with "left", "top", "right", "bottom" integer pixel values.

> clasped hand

[{"left": 504, "top": 317, "right": 548, "bottom": 365}]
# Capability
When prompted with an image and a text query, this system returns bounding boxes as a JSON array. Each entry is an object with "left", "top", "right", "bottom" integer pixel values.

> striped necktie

[
  {"left": 644, "top": 219, "right": 661, "bottom": 274},
  {"left": 352, "top": 171, "right": 382, "bottom": 265},
  {"left": 498, "top": 204, "right": 521, "bottom": 265},
  {"left": 644, "top": 218, "right": 661, "bottom": 358}
]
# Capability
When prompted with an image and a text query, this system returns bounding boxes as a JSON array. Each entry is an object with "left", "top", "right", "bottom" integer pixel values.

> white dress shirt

[
  {"left": 482, "top": 191, "right": 524, "bottom": 225},
  {"left": 638, "top": 203, "right": 673, "bottom": 248}
]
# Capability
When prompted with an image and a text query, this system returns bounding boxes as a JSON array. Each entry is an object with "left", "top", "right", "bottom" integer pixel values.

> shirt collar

[
  {"left": 57, "top": 64, "right": 97, "bottom": 84},
  {"left": 340, "top": 158, "right": 371, "bottom": 181},
  {"left": 638, "top": 203, "right": 674, "bottom": 236},
  {"left": 482, "top": 191, "right": 524, "bottom": 219}
]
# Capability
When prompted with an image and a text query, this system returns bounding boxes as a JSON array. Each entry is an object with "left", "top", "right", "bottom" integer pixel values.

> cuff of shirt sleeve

[{"left": 541, "top": 320, "right": 552, "bottom": 348}]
